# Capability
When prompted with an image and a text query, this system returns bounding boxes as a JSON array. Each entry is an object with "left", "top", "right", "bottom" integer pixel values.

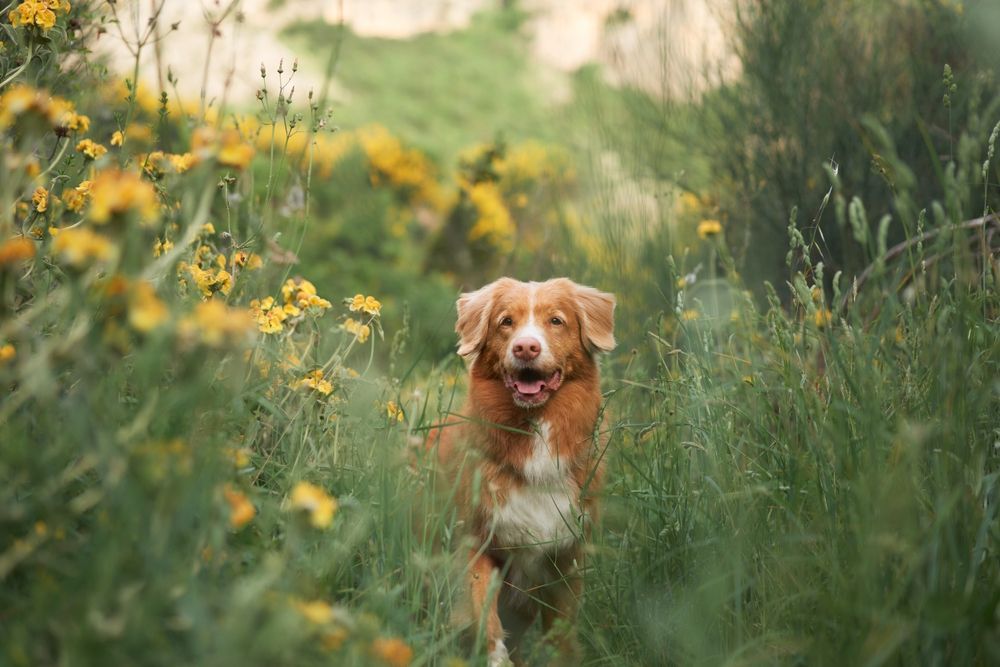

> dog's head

[{"left": 455, "top": 278, "right": 616, "bottom": 408}]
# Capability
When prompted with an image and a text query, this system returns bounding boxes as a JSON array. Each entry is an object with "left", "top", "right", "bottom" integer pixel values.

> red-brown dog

[{"left": 437, "top": 277, "right": 615, "bottom": 666}]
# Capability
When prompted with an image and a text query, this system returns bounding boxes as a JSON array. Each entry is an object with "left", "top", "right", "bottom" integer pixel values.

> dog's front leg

[{"left": 468, "top": 549, "right": 510, "bottom": 666}]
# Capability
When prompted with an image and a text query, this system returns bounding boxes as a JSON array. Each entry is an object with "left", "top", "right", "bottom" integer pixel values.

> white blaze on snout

[{"left": 506, "top": 285, "right": 553, "bottom": 368}]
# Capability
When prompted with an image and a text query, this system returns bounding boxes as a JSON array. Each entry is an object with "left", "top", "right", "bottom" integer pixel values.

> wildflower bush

[{"left": 2, "top": 2, "right": 999, "bottom": 666}]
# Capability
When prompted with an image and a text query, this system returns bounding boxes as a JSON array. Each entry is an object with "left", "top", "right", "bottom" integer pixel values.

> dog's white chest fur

[{"left": 491, "top": 422, "right": 580, "bottom": 552}]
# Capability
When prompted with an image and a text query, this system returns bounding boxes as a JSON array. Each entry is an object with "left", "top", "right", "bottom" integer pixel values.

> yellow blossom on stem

[
  {"left": 187, "top": 264, "right": 233, "bottom": 298},
  {"left": 110, "top": 130, "right": 124, "bottom": 146},
  {"left": 697, "top": 219, "right": 722, "bottom": 239},
  {"left": 63, "top": 179, "right": 92, "bottom": 213},
  {"left": 293, "top": 599, "right": 333, "bottom": 625},
  {"left": 191, "top": 126, "right": 254, "bottom": 170},
  {"left": 31, "top": 186, "right": 48, "bottom": 213},
  {"left": 813, "top": 308, "right": 833, "bottom": 328},
  {"left": 249, "top": 296, "right": 288, "bottom": 334},
  {"left": 297, "top": 369, "right": 333, "bottom": 396},
  {"left": 178, "top": 300, "right": 255, "bottom": 348},
  {"left": 232, "top": 250, "right": 263, "bottom": 270},
  {"left": 0, "top": 344, "right": 16, "bottom": 362},
  {"left": 8, "top": 1, "right": 60, "bottom": 31},
  {"left": 0, "top": 237, "right": 35, "bottom": 265},
  {"left": 127, "top": 281, "right": 169, "bottom": 333},
  {"left": 52, "top": 227, "right": 114, "bottom": 267},
  {"left": 76, "top": 138, "right": 107, "bottom": 160},
  {"left": 371, "top": 637, "right": 413, "bottom": 667},
  {"left": 386, "top": 400, "right": 404, "bottom": 422},
  {"left": 289, "top": 481, "right": 337, "bottom": 529},
  {"left": 223, "top": 485, "right": 255, "bottom": 530},
  {"left": 88, "top": 169, "right": 159, "bottom": 224},
  {"left": 347, "top": 294, "right": 381, "bottom": 316},
  {"left": 681, "top": 309, "right": 699, "bottom": 321},
  {"left": 342, "top": 317, "right": 371, "bottom": 343}
]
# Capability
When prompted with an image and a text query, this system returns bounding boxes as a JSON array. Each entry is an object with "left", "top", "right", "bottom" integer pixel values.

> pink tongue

[{"left": 513, "top": 379, "right": 545, "bottom": 395}]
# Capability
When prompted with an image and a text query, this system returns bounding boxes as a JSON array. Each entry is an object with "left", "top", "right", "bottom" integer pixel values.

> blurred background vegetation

[{"left": 1, "top": 0, "right": 998, "bottom": 665}]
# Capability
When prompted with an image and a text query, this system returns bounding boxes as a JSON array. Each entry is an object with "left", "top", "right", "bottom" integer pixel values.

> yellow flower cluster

[
  {"left": 0, "top": 84, "right": 89, "bottom": 134},
  {"left": 63, "top": 179, "right": 92, "bottom": 212},
  {"left": 371, "top": 637, "right": 414, "bottom": 667},
  {"left": 697, "top": 219, "right": 722, "bottom": 239},
  {"left": 385, "top": 400, "right": 404, "bottom": 423},
  {"left": 249, "top": 296, "right": 291, "bottom": 334},
  {"left": 76, "top": 138, "right": 107, "bottom": 160},
  {"left": 0, "top": 237, "right": 35, "bottom": 265},
  {"left": 342, "top": 317, "right": 370, "bottom": 343},
  {"left": 347, "top": 293, "right": 381, "bottom": 316},
  {"left": 178, "top": 300, "right": 255, "bottom": 348},
  {"left": 231, "top": 250, "right": 263, "bottom": 271},
  {"left": 358, "top": 124, "right": 443, "bottom": 209},
  {"left": 466, "top": 182, "right": 514, "bottom": 251},
  {"left": 185, "top": 263, "right": 233, "bottom": 298},
  {"left": 141, "top": 150, "right": 198, "bottom": 177},
  {"left": 8, "top": 1, "right": 70, "bottom": 32},
  {"left": 191, "top": 126, "right": 254, "bottom": 170},
  {"left": 288, "top": 481, "right": 337, "bottom": 529},
  {"left": 0, "top": 344, "right": 15, "bottom": 363},
  {"left": 282, "top": 278, "right": 332, "bottom": 314},
  {"left": 223, "top": 484, "right": 255, "bottom": 530},
  {"left": 127, "top": 280, "right": 169, "bottom": 332},
  {"left": 52, "top": 227, "right": 115, "bottom": 267},
  {"left": 297, "top": 369, "right": 333, "bottom": 396},
  {"left": 87, "top": 169, "right": 160, "bottom": 224},
  {"left": 31, "top": 186, "right": 48, "bottom": 212}
]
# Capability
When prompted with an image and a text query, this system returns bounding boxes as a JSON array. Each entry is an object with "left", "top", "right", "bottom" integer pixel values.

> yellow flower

[
  {"left": 64, "top": 179, "right": 92, "bottom": 212},
  {"left": 232, "top": 250, "right": 263, "bottom": 270},
  {"left": 681, "top": 309, "right": 699, "bottom": 321},
  {"left": 191, "top": 126, "right": 254, "bottom": 170},
  {"left": 187, "top": 265, "right": 233, "bottom": 298},
  {"left": 178, "top": 300, "right": 255, "bottom": 347},
  {"left": 249, "top": 296, "right": 288, "bottom": 334},
  {"left": 347, "top": 294, "right": 381, "bottom": 316},
  {"left": 297, "top": 369, "right": 333, "bottom": 396},
  {"left": 8, "top": 1, "right": 58, "bottom": 31},
  {"left": 289, "top": 481, "right": 338, "bottom": 529},
  {"left": 168, "top": 152, "right": 197, "bottom": 173},
  {"left": 110, "top": 130, "right": 124, "bottom": 146},
  {"left": 75, "top": 138, "right": 107, "bottom": 160},
  {"left": 153, "top": 237, "right": 174, "bottom": 257},
  {"left": 0, "top": 237, "right": 35, "bottom": 265},
  {"left": 128, "top": 281, "right": 169, "bottom": 333},
  {"left": 88, "top": 169, "right": 159, "bottom": 224},
  {"left": 0, "top": 344, "right": 15, "bottom": 362},
  {"left": 223, "top": 485, "right": 255, "bottom": 530},
  {"left": 293, "top": 599, "right": 333, "bottom": 625},
  {"left": 342, "top": 317, "right": 371, "bottom": 343},
  {"left": 31, "top": 186, "right": 48, "bottom": 213},
  {"left": 813, "top": 308, "right": 833, "bottom": 329},
  {"left": 52, "top": 227, "right": 115, "bottom": 267},
  {"left": 467, "top": 182, "right": 513, "bottom": 250},
  {"left": 386, "top": 400, "right": 404, "bottom": 422},
  {"left": 697, "top": 219, "right": 722, "bottom": 239},
  {"left": 371, "top": 637, "right": 413, "bottom": 667}
]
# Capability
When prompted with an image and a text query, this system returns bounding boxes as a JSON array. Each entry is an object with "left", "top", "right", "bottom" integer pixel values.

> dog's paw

[{"left": 488, "top": 640, "right": 513, "bottom": 667}]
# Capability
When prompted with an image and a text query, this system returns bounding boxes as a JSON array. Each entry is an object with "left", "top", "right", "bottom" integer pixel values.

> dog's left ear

[
  {"left": 455, "top": 282, "right": 499, "bottom": 357},
  {"left": 575, "top": 284, "right": 616, "bottom": 353}
]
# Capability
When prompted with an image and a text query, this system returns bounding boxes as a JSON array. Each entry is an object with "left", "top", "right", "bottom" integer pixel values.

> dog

[{"left": 434, "top": 277, "right": 615, "bottom": 666}]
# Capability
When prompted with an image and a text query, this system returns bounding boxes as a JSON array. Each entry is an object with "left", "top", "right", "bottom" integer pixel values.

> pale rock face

[{"left": 101, "top": 0, "right": 736, "bottom": 103}]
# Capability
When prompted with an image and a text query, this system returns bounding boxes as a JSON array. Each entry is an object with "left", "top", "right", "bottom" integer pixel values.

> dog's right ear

[{"left": 455, "top": 282, "right": 497, "bottom": 358}]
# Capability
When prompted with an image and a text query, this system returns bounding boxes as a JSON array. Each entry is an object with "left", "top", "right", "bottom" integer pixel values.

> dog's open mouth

[{"left": 503, "top": 368, "right": 563, "bottom": 406}]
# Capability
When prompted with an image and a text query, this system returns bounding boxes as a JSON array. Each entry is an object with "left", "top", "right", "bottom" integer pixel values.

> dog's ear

[
  {"left": 455, "top": 282, "right": 498, "bottom": 357},
  {"left": 575, "top": 284, "right": 616, "bottom": 353}
]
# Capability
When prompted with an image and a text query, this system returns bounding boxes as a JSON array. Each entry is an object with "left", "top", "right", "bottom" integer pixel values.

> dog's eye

[
  {"left": 550, "top": 317, "right": 563, "bottom": 326},
  {"left": 500, "top": 316, "right": 513, "bottom": 327}
]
